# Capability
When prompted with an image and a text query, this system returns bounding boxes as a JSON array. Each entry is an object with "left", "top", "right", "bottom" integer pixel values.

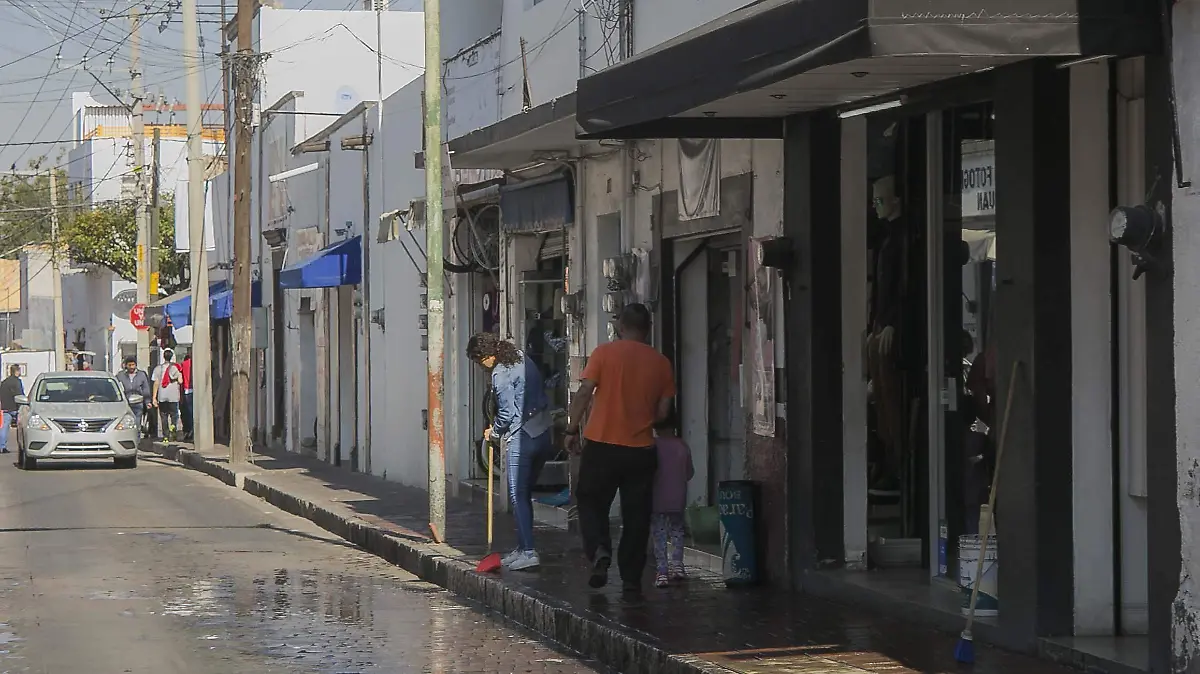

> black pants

[{"left": 576, "top": 440, "right": 657, "bottom": 584}]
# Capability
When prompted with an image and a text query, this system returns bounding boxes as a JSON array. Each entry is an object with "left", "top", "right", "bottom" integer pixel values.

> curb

[{"left": 148, "top": 444, "right": 731, "bottom": 674}]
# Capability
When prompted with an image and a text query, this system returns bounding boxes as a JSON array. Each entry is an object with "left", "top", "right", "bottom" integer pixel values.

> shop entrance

[
  {"left": 849, "top": 102, "right": 998, "bottom": 593},
  {"left": 674, "top": 233, "right": 745, "bottom": 509}
]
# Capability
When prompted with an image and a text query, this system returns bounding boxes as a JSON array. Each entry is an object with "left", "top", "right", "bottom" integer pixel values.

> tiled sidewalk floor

[{"left": 150, "top": 443, "right": 1082, "bottom": 674}]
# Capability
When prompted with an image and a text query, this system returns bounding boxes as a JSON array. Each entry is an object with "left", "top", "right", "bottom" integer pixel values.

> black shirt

[{"left": 0, "top": 376, "right": 24, "bottom": 412}]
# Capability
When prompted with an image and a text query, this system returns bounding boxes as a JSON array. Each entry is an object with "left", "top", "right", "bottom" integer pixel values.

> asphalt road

[{"left": 0, "top": 453, "right": 605, "bottom": 674}]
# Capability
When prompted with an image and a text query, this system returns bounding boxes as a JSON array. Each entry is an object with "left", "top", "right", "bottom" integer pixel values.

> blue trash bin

[{"left": 717, "top": 480, "right": 759, "bottom": 585}]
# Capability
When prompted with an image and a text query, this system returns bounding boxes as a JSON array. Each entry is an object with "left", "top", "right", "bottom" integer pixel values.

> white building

[
  {"left": 62, "top": 93, "right": 223, "bottom": 370},
  {"left": 434, "top": 0, "right": 783, "bottom": 517},
  {"left": 205, "top": 5, "right": 426, "bottom": 461}
]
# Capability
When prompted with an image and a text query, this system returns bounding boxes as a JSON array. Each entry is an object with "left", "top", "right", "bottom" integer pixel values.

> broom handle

[
  {"left": 487, "top": 440, "right": 494, "bottom": 549},
  {"left": 965, "top": 360, "right": 1019, "bottom": 632}
]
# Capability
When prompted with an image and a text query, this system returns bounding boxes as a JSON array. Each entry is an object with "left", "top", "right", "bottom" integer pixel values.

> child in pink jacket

[{"left": 652, "top": 411, "right": 694, "bottom": 587}]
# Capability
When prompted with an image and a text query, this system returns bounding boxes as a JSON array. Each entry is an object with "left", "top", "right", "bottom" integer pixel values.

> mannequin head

[{"left": 872, "top": 175, "right": 903, "bottom": 221}]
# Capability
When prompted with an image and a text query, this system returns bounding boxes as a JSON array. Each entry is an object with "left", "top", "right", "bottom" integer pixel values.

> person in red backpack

[
  {"left": 180, "top": 352, "right": 194, "bottom": 440},
  {"left": 151, "top": 349, "right": 183, "bottom": 442}
]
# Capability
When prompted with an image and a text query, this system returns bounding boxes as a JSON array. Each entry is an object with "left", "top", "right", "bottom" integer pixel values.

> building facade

[{"left": 436, "top": 0, "right": 1200, "bottom": 672}]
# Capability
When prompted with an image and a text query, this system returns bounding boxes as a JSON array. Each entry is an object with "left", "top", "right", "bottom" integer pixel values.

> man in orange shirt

[{"left": 564, "top": 304, "right": 676, "bottom": 592}]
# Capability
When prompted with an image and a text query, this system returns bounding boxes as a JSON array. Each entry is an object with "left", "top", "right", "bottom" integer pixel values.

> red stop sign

[{"left": 129, "top": 303, "right": 147, "bottom": 329}]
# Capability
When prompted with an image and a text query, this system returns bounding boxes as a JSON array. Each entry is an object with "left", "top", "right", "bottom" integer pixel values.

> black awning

[
  {"left": 500, "top": 173, "right": 574, "bottom": 234},
  {"left": 575, "top": 0, "right": 1162, "bottom": 139}
]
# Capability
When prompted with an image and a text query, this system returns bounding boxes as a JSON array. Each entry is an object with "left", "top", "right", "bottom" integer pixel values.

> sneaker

[
  {"left": 621, "top": 579, "right": 642, "bottom": 594},
  {"left": 588, "top": 552, "right": 611, "bottom": 588},
  {"left": 669, "top": 563, "right": 688, "bottom": 581},
  {"left": 508, "top": 550, "right": 540, "bottom": 571},
  {"left": 654, "top": 574, "right": 669, "bottom": 588},
  {"left": 500, "top": 549, "right": 522, "bottom": 568}
]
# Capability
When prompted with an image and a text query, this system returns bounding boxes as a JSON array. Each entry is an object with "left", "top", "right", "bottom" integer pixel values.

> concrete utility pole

[
  {"left": 49, "top": 170, "right": 64, "bottom": 370},
  {"left": 228, "top": 0, "right": 256, "bottom": 464},
  {"left": 151, "top": 128, "right": 161, "bottom": 294},
  {"left": 424, "top": 0, "right": 446, "bottom": 542},
  {"left": 183, "top": 0, "right": 214, "bottom": 449},
  {"left": 132, "top": 8, "right": 151, "bottom": 373}
]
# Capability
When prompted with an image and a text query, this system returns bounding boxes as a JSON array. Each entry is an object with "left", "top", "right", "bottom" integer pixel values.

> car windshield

[{"left": 35, "top": 377, "right": 123, "bottom": 403}]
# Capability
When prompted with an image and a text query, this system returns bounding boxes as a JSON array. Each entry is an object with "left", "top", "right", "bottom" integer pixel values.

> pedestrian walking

[
  {"left": 467, "top": 332, "right": 555, "bottom": 571},
  {"left": 650, "top": 409, "right": 693, "bottom": 588},
  {"left": 151, "top": 349, "right": 183, "bottom": 442},
  {"left": 180, "top": 351, "right": 194, "bottom": 440},
  {"left": 0, "top": 364, "right": 24, "bottom": 454},
  {"left": 116, "top": 357, "right": 151, "bottom": 439},
  {"left": 565, "top": 304, "right": 676, "bottom": 593}
]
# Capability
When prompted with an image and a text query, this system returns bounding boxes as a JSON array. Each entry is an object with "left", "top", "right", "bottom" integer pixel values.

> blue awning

[
  {"left": 210, "top": 280, "right": 264, "bottom": 320},
  {"left": 279, "top": 235, "right": 362, "bottom": 289},
  {"left": 147, "top": 281, "right": 229, "bottom": 328}
]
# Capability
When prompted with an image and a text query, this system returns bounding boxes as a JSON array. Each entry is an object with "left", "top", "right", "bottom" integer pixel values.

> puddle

[
  {"left": 154, "top": 569, "right": 587, "bottom": 673},
  {"left": 133, "top": 532, "right": 178, "bottom": 543}
]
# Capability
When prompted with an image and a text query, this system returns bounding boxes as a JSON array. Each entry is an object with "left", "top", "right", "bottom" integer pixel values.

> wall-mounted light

[{"left": 1110, "top": 203, "right": 1164, "bottom": 280}]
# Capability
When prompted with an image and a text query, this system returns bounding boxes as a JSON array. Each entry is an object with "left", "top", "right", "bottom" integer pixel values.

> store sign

[{"left": 961, "top": 149, "right": 995, "bottom": 218}]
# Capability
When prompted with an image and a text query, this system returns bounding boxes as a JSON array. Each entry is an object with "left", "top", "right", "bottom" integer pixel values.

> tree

[
  {"left": 62, "top": 194, "right": 189, "bottom": 294},
  {"left": 0, "top": 157, "right": 68, "bottom": 254}
]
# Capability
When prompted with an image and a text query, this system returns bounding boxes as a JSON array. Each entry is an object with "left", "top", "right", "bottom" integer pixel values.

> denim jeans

[
  {"left": 505, "top": 428, "right": 555, "bottom": 552},
  {"left": 0, "top": 411, "right": 14, "bottom": 452},
  {"left": 130, "top": 405, "right": 144, "bottom": 440}
]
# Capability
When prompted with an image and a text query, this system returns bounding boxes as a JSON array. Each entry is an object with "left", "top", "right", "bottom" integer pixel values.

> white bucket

[{"left": 959, "top": 534, "right": 999, "bottom": 617}]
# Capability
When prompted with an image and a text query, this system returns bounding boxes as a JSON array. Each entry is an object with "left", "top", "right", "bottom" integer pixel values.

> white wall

[
  {"left": 444, "top": 33, "right": 502, "bottom": 140},
  {"left": 367, "top": 79, "right": 432, "bottom": 487},
  {"left": 497, "top": 0, "right": 581, "bottom": 118},
  {"left": 257, "top": 9, "right": 425, "bottom": 141},
  {"left": 1172, "top": 0, "right": 1200, "bottom": 666},
  {"left": 441, "top": 1, "right": 502, "bottom": 59},
  {"left": 632, "top": 0, "right": 754, "bottom": 53}
]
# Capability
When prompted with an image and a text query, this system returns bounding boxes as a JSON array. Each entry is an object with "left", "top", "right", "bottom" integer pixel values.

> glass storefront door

[
  {"left": 929, "top": 102, "right": 997, "bottom": 581},
  {"left": 854, "top": 101, "right": 997, "bottom": 584}
]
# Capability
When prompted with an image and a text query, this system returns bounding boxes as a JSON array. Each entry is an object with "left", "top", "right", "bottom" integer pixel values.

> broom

[
  {"left": 475, "top": 436, "right": 503, "bottom": 573},
  {"left": 955, "top": 360, "right": 1019, "bottom": 664}
]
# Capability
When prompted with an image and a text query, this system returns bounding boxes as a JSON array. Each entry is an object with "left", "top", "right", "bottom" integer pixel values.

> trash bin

[{"left": 717, "top": 480, "right": 759, "bottom": 586}]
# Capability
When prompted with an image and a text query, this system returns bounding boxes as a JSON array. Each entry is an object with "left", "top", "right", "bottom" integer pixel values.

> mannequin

[{"left": 866, "top": 175, "right": 906, "bottom": 481}]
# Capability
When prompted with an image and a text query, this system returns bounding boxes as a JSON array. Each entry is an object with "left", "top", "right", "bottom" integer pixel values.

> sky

[{"left": 0, "top": 0, "right": 422, "bottom": 171}]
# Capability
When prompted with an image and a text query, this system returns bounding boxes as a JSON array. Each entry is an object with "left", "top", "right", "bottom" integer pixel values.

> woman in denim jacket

[{"left": 467, "top": 332, "right": 554, "bottom": 570}]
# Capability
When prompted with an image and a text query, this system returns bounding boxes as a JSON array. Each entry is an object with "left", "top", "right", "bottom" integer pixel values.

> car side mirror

[
  {"left": 13, "top": 395, "right": 27, "bottom": 406},
  {"left": 126, "top": 394, "right": 144, "bottom": 406}
]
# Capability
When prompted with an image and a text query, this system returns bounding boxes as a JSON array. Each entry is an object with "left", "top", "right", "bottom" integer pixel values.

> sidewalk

[{"left": 147, "top": 442, "right": 1082, "bottom": 674}]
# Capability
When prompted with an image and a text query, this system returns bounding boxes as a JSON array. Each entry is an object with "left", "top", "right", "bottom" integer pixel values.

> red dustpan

[{"left": 476, "top": 438, "right": 502, "bottom": 573}]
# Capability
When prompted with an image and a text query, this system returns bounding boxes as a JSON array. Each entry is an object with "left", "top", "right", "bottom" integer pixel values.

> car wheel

[
  {"left": 20, "top": 449, "right": 36, "bottom": 470},
  {"left": 115, "top": 456, "right": 137, "bottom": 469}
]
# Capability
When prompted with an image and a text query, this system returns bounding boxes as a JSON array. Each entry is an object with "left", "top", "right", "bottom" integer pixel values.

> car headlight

[
  {"left": 27, "top": 414, "right": 50, "bottom": 431},
  {"left": 114, "top": 414, "right": 137, "bottom": 431}
]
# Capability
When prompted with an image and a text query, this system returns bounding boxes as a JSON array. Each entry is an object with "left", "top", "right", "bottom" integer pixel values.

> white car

[{"left": 15, "top": 371, "right": 143, "bottom": 470}]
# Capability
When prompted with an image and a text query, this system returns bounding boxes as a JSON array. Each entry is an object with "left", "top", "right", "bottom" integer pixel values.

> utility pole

[
  {"left": 424, "top": 0, "right": 446, "bottom": 542},
  {"left": 228, "top": 0, "right": 256, "bottom": 464},
  {"left": 151, "top": 128, "right": 161, "bottom": 296},
  {"left": 49, "top": 170, "right": 64, "bottom": 370},
  {"left": 132, "top": 7, "right": 151, "bottom": 373},
  {"left": 183, "top": 0, "right": 214, "bottom": 450}
]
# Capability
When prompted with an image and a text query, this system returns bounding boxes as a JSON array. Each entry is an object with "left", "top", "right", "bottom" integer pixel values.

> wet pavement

[
  {"left": 165, "top": 445, "right": 1086, "bottom": 674},
  {"left": 0, "top": 454, "right": 606, "bottom": 673}
]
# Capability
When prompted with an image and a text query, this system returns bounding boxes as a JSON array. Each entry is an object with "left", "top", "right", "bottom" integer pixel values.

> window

[{"left": 36, "top": 377, "right": 123, "bottom": 403}]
